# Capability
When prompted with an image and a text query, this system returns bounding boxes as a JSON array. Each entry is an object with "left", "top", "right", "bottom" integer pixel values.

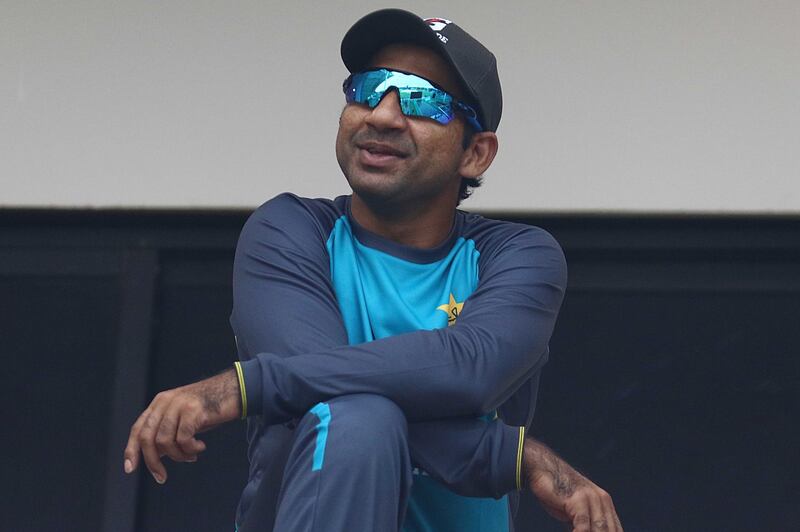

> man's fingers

[
  {"left": 155, "top": 402, "right": 192, "bottom": 463},
  {"left": 122, "top": 377, "right": 235, "bottom": 484},
  {"left": 138, "top": 401, "right": 168, "bottom": 483},
  {"left": 587, "top": 491, "right": 609, "bottom": 531},
  {"left": 122, "top": 388, "right": 210, "bottom": 483},
  {"left": 571, "top": 511, "right": 591, "bottom": 532},
  {"left": 123, "top": 409, "right": 150, "bottom": 473},
  {"left": 565, "top": 492, "right": 592, "bottom": 532},
  {"left": 176, "top": 412, "right": 207, "bottom": 457},
  {"left": 598, "top": 489, "right": 622, "bottom": 532},
  {"left": 566, "top": 487, "right": 614, "bottom": 532},
  {"left": 568, "top": 486, "right": 621, "bottom": 532}
]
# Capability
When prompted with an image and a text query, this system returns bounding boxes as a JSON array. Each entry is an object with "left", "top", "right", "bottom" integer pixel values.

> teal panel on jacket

[
  {"left": 326, "top": 216, "right": 480, "bottom": 344},
  {"left": 326, "top": 215, "right": 510, "bottom": 531}
]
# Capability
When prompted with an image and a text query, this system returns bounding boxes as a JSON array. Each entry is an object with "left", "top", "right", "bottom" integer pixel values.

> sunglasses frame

[{"left": 343, "top": 68, "right": 484, "bottom": 132}]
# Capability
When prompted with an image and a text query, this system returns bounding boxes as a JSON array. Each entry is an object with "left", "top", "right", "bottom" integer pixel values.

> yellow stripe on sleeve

[
  {"left": 233, "top": 361, "right": 247, "bottom": 419},
  {"left": 516, "top": 426, "right": 525, "bottom": 490}
]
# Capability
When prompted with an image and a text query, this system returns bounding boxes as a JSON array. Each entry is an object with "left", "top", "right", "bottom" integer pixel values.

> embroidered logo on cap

[
  {"left": 425, "top": 18, "right": 452, "bottom": 32},
  {"left": 424, "top": 18, "right": 452, "bottom": 43}
]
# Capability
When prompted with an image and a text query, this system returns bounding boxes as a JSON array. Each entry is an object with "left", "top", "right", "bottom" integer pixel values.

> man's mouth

[
  {"left": 356, "top": 142, "right": 408, "bottom": 167},
  {"left": 357, "top": 142, "right": 407, "bottom": 158}
]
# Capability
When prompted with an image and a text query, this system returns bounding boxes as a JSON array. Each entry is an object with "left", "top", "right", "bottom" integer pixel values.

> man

[{"left": 124, "top": 9, "right": 622, "bottom": 532}]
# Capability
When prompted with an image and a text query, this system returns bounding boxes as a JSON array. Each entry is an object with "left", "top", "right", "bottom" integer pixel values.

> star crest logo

[{"left": 437, "top": 293, "right": 464, "bottom": 326}]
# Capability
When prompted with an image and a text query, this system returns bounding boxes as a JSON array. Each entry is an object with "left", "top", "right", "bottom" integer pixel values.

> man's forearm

[
  {"left": 522, "top": 437, "right": 623, "bottom": 531},
  {"left": 201, "top": 367, "right": 243, "bottom": 422},
  {"left": 522, "top": 437, "right": 586, "bottom": 498}
]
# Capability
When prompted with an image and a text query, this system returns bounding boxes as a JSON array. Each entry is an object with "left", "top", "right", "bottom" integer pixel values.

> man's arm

[
  {"left": 125, "top": 194, "right": 524, "bottom": 495},
  {"left": 523, "top": 438, "right": 624, "bottom": 532},
  {"left": 236, "top": 215, "right": 567, "bottom": 425},
  {"left": 122, "top": 373, "right": 623, "bottom": 530},
  {"left": 230, "top": 194, "right": 566, "bottom": 426},
  {"left": 122, "top": 195, "right": 622, "bottom": 528},
  {"left": 233, "top": 194, "right": 529, "bottom": 498}
]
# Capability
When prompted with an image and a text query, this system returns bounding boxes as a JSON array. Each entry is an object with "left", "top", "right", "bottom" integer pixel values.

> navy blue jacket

[{"left": 231, "top": 193, "right": 567, "bottom": 530}]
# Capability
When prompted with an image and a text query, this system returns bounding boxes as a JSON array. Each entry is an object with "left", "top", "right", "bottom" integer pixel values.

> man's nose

[{"left": 364, "top": 90, "right": 407, "bottom": 130}]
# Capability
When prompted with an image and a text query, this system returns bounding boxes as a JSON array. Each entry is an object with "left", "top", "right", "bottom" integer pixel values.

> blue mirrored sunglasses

[{"left": 343, "top": 68, "right": 483, "bottom": 132}]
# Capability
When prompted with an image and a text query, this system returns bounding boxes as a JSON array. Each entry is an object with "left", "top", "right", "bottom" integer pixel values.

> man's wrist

[
  {"left": 522, "top": 436, "right": 538, "bottom": 486},
  {"left": 523, "top": 436, "right": 561, "bottom": 488},
  {"left": 522, "top": 436, "right": 585, "bottom": 497},
  {"left": 189, "top": 368, "right": 242, "bottom": 426}
]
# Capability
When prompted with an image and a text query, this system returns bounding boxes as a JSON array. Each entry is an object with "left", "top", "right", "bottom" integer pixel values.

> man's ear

[{"left": 459, "top": 132, "right": 498, "bottom": 179}]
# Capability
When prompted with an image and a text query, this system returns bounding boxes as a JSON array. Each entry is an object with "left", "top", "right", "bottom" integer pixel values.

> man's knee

[
  {"left": 274, "top": 395, "right": 412, "bottom": 531},
  {"left": 298, "top": 393, "right": 408, "bottom": 459}
]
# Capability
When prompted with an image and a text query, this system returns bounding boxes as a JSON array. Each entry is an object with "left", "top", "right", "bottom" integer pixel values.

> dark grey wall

[{"left": 1, "top": 210, "right": 798, "bottom": 532}]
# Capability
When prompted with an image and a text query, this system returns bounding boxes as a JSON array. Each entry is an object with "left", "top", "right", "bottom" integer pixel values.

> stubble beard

[
  {"left": 335, "top": 126, "right": 462, "bottom": 218},
  {"left": 341, "top": 158, "right": 459, "bottom": 220},
  {"left": 336, "top": 132, "right": 418, "bottom": 213}
]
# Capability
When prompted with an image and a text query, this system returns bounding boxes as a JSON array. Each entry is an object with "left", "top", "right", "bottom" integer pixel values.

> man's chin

[{"left": 346, "top": 172, "right": 407, "bottom": 203}]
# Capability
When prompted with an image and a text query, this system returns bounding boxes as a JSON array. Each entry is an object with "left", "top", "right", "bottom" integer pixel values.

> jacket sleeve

[
  {"left": 239, "top": 224, "right": 567, "bottom": 423},
  {"left": 236, "top": 194, "right": 568, "bottom": 424},
  {"left": 230, "top": 194, "right": 536, "bottom": 498}
]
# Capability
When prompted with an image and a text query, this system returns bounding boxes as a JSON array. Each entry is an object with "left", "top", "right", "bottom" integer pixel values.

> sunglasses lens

[
  {"left": 345, "top": 70, "right": 389, "bottom": 106},
  {"left": 344, "top": 69, "right": 456, "bottom": 124},
  {"left": 401, "top": 88, "right": 454, "bottom": 124}
]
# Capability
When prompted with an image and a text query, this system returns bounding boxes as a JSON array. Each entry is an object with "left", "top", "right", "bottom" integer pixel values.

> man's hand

[
  {"left": 523, "top": 437, "right": 623, "bottom": 532},
  {"left": 123, "top": 368, "right": 241, "bottom": 484}
]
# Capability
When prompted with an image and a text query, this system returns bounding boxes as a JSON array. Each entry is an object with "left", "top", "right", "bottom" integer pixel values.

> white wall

[{"left": 2, "top": 1, "right": 799, "bottom": 212}]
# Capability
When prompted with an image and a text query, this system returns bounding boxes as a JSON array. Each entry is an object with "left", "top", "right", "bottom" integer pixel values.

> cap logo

[
  {"left": 425, "top": 18, "right": 452, "bottom": 32},
  {"left": 424, "top": 17, "right": 452, "bottom": 44}
]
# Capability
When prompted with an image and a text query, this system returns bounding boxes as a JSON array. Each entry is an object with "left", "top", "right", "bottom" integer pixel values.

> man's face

[{"left": 335, "top": 43, "right": 468, "bottom": 210}]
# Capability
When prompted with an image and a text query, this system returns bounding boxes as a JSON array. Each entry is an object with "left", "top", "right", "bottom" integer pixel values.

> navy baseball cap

[{"left": 341, "top": 9, "right": 503, "bottom": 132}]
